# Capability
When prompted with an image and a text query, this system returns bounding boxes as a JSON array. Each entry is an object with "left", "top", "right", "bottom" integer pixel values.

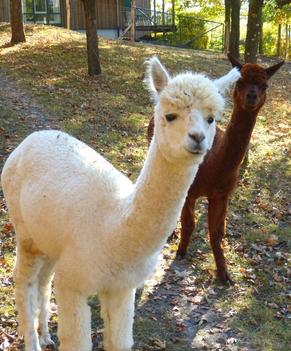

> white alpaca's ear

[
  {"left": 214, "top": 67, "right": 241, "bottom": 94},
  {"left": 145, "top": 57, "right": 170, "bottom": 97}
]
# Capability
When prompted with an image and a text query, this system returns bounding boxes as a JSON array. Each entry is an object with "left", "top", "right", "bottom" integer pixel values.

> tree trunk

[
  {"left": 224, "top": 0, "right": 231, "bottom": 54},
  {"left": 172, "top": 0, "right": 175, "bottom": 26},
  {"left": 229, "top": 0, "right": 240, "bottom": 59},
  {"left": 82, "top": 0, "right": 101, "bottom": 76},
  {"left": 277, "top": 23, "right": 281, "bottom": 57},
  {"left": 245, "top": 0, "right": 264, "bottom": 63},
  {"left": 64, "top": 0, "right": 71, "bottom": 29},
  {"left": 130, "top": 0, "right": 135, "bottom": 42},
  {"left": 285, "top": 24, "right": 289, "bottom": 60},
  {"left": 10, "top": 0, "right": 26, "bottom": 44},
  {"left": 259, "top": 18, "right": 263, "bottom": 55}
]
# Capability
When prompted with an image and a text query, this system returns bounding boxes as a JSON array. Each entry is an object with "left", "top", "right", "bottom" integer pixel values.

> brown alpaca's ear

[
  {"left": 227, "top": 53, "right": 242, "bottom": 70},
  {"left": 265, "top": 61, "right": 285, "bottom": 80}
]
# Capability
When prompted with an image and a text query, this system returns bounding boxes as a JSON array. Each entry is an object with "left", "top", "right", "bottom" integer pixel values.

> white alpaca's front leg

[
  {"left": 100, "top": 288, "right": 135, "bottom": 351},
  {"left": 54, "top": 275, "right": 92, "bottom": 351}
]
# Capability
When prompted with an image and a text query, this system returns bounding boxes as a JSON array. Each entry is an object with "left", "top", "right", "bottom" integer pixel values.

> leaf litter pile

[{"left": 0, "top": 24, "right": 290, "bottom": 350}]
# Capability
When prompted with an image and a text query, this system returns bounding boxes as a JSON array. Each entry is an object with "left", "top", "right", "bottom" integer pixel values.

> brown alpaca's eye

[
  {"left": 207, "top": 116, "right": 214, "bottom": 124},
  {"left": 236, "top": 79, "right": 244, "bottom": 89},
  {"left": 165, "top": 113, "right": 177, "bottom": 122}
]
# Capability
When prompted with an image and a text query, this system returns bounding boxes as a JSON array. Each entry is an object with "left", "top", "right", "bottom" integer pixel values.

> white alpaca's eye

[
  {"left": 207, "top": 116, "right": 214, "bottom": 124},
  {"left": 165, "top": 113, "right": 177, "bottom": 122}
]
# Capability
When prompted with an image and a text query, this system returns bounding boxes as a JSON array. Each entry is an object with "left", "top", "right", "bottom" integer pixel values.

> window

[
  {"left": 35, "top": 0, "right": 47, "bottom": 13},
  {"left": 22, "top": 0, "right": 62, "bottom": 25}
]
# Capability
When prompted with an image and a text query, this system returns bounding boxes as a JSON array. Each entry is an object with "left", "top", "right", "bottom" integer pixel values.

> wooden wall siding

[
  {"left": 70, "top": 0, "right": 85, "bottom": 29},
  {"left": 70, "top": 0, "right": 151, "bottom": 30},
  {"left": 97, "top": 0, "right": 118, "bottom": 29},
  {"left": 0, "top": 0, "right": 151, "bottom": 29},
  {"left": 136, "top": 0, "right": 150, "bottom": 9},
  {"left": 123, "top": 0, "right": 150, "bottom": 10},
  {"left": 71, "top": 0, "right": 120, "bottom": 30},
  {"left": 0, "top": 0, "right": 10, "bottom": 22}
]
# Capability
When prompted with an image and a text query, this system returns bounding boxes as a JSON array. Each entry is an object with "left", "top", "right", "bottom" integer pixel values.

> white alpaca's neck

[{"left": 122, "top": 137, "right": 201, "bottom": 258}]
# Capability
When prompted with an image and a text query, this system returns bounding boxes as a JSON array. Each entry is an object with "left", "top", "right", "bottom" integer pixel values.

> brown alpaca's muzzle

[{"left": 243, "top": 85, "right": 265, "bottom": 111}]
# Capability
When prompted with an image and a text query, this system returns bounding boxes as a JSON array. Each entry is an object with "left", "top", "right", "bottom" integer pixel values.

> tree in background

[
  {"left": 224, "top": 0, "right": 240, "bottom": 58},
  {"left": 131, "top": 0, "right": 136, "bottom": 42},
  {"left": 10, "top": 0, "right": 26, "bottom": 44},
  {"left": 81, "top": 0, "right": 101, "bottom": 76},
  {"left": 245, "top": 0, "right": 264, "bottom": 63},
  {"left": 64, "top": 0, "right": 71, "bottom": 29},
  {"left": 229, "top": 0, "right": 241, "bottom": 58},
  {"left": 274, "top": 0, "right": 290, "bottom": 58},
  {"left": 262, "top": 0, "right": 290, "bottom": 58},
  {"left": 277, "top": 22, "right": 282, "bottom": 55},
  {"left": 224, "top": 0, "right": 231, "bottom": 53},
  {"left": 166, "top": 0, "right": 289, "bottom": 58}
]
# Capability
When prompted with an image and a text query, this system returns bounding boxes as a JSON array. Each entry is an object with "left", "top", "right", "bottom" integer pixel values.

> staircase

[{"left": 119, "top": 6, "right": 176, "bottom": 39}]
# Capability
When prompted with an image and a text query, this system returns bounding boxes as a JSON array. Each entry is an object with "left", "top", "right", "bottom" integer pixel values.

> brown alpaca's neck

[{"left": 220, "top": 105, "right": 259, "bottom": 171}]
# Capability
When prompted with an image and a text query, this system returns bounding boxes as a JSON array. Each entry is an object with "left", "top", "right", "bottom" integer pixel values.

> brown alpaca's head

[{"left": 227, "top": 53, "right": 284, "bottom": 112}]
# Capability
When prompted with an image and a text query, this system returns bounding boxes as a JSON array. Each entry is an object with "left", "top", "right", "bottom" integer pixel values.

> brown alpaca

[{"left": 147, "top": 54, "right": 284, "bottom": 284}]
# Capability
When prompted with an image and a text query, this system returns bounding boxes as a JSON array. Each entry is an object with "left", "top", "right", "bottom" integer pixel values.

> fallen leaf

[{"left": 267, "top": 234, "right": 278, "bottom": 246}]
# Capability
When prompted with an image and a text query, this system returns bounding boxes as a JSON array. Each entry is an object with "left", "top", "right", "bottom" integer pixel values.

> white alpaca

[{"left": 1, "top": 57, "right": 240, "bottom": 351}]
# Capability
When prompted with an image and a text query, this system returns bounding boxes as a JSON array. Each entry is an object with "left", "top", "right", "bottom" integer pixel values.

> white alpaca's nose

[
  {"left": 188, "top": 132, "right": 205, "bottom": 144},
  {"left": 185, "top": 130, "right": 207, "bottom": 155}
]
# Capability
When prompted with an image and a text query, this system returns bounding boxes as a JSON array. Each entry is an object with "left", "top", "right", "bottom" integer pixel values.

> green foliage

[
  {"left": 149, "top": 13, "right": 209, "bottom": 50},
  {"left": 262, "top": 23, "right": 291, "bottom": 57},
  {"left": 263, "top": 24, "right": 278, "bottom": 56},
  {"left": 264, "top": 0, "right": 291, "bottom": 23},
  {"left": 264, "top": 0, "right": 280, "bottom": 22},
  {"left": 176, "top": 0, "right": 224, "bottom": 19},
  {"left": 157, "top": 2, "right": 224, "bottom": 50},
  {"left": 176, "top": 13, "right": 209, "bottom": 49}
]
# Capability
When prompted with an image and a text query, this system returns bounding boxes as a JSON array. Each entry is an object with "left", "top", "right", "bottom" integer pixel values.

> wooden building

[
  {"left": 0, "top": 0, "right": 9, "bottom": 22},
  {"left": 0, "top": 0, "right": 151, "bottom": 37},
  {"left": 0, "top": 0, "right": 175, "bottom": 39}
]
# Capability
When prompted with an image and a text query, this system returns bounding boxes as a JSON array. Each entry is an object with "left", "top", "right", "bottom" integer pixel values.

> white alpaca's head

[{"left": 145, "top": 57, "right": 240, "bottom": 162}]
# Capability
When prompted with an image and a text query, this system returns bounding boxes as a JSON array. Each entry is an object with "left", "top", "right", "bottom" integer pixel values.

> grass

[
  {"left": 233, "top": 300, "right": 290, "bottom": 351},
  {"left": 0, "top": 23, "right": 290, "bottom": 350}
]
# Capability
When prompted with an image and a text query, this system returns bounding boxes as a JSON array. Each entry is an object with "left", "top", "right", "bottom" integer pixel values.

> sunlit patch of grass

[
  {"left": 232, "top": 300, "right": 290, "bottom": 351},
  {"left": 0, "top": 253, "right": 16, "bottom": 316},
  {"left": 0, "top": 98, "right": 31, "bottom": 168},
  {"left": 134, "top": 311, "right": 189, "bottom": 350},
  {"left": 244, "top": 224, "right": 290, "bottom": 244}
]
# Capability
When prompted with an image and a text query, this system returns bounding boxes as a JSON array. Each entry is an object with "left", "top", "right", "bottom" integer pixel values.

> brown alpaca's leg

[
  {"left": 177, "top": 196, "right": 196, "bottom": 257},
  {"left": 208, "top": 196, "right": 233, "bottom": 285}
]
